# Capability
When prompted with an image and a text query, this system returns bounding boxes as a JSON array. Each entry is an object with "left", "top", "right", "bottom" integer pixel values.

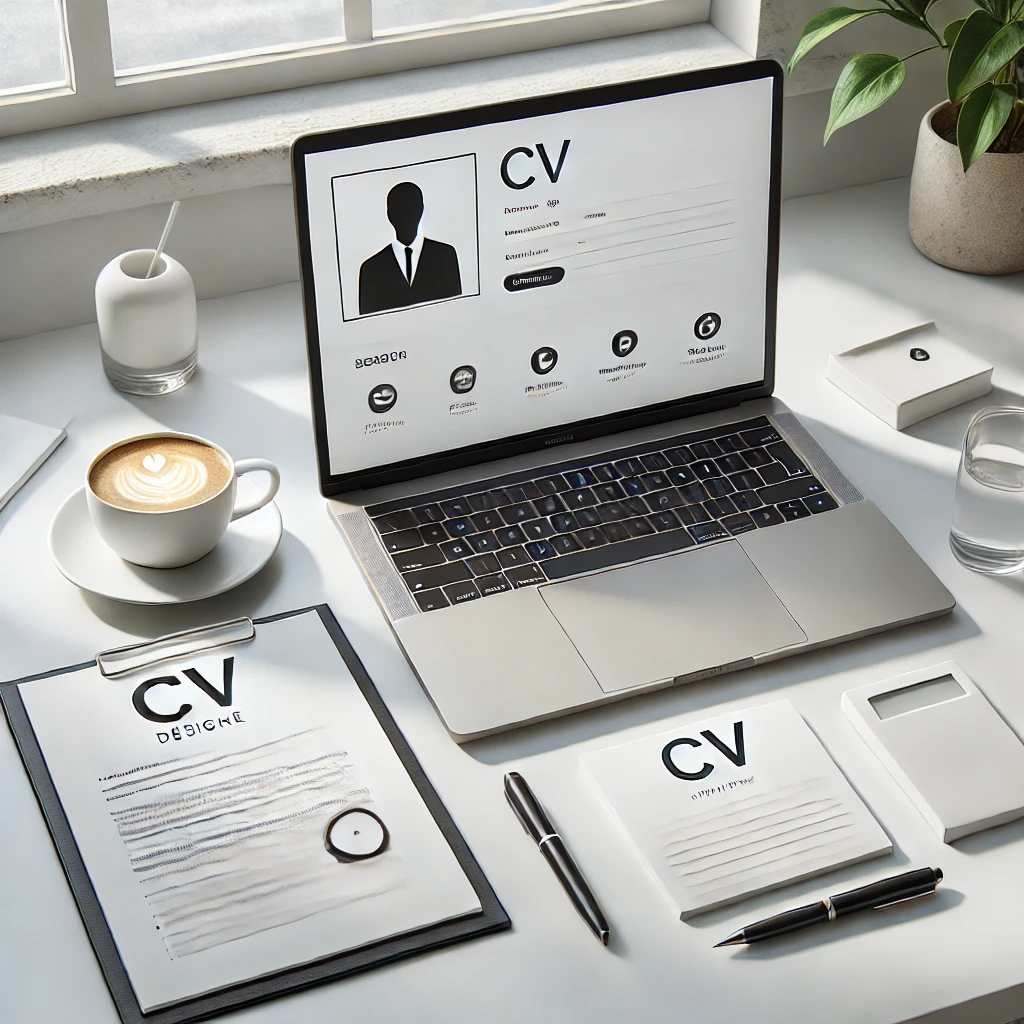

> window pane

[
  {"left": 0, "top": 0, "right": 67, "bottom": 94},
  {"left": 373, "top": 0, "right": 610, "bottom": 34},
  {"left": 107, "top": 0, "right": 345, "bottom": 73}
]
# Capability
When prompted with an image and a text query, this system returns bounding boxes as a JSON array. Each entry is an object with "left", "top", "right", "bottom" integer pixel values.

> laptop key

[
  {"left": 497, "top": 546, "right": 532, "bottom": 569},
  {"left": 648, "top": 511, "right": 682, "bottom": 532},
  {"left": 739, "top": 425, "right": 782, "bottom": 447},
  {"left": 565, "top": 488, "right": 598, "bottom": 509},
  {"left": 804, "top": 493, "right": 839, "bottom": 514},
  {"left": 594, "top": 481, "right": 626, "bottom": 502},
  {"left": 622, "top": 477, "right": 647, "bottom": 496},
  {"left": 393, "top": 546, "right": 446, "bottom": 572},
  {"left": 551, "top": 534, "right": 582, "bottom": 554},
  {"left": 373, "top": 509, "right": 418, "bottom": 533},
  {"left": 420, "top": 523, "right": 448, "bottom": 545},
  {"left": 678, "top": 481, "right": 708, "bottom": 504},
  {"left": 403, "top": 561, "right": 473, "bottom": 592},
  {"left": 718, "top": 434, "right": 747, "bottom": 452},
  {"left": 466, "top": 553, "right": 501, "bottom": 575},
  {"left": 614, "top": 457, "right": 646, "bottom": 477},
  {"left": 440, "top": 498, "right": 472, "bottom": 518},
  {"left": 444, "top": 580, "right": 481, "bottom": 605},
  {"left": 622, "top": 496, "right": 649, "bottom": 517},
  {"left": 777, "top": 500, "right": 812, "bottom": 521},
  {"left": 603, "top": 522, "right": 629, "bottom": 543},
  {"left": 691, "top": 460, "right": 721, "bottom": 479},
  {"left": 667, "top": 466, "right": 695, "bottom": 486},
  {"left": 641, "top": 471, "right": 670, "bottom": 491},
  {"left": 495, "top": 525, "right": 527, "bottom": 547},
  {"left": 750, "top": 506, "right": 785, "bottom": 528},
  {"left": 758, "top": 462, "right": 788, "bottom": 485},
  {"left": 704, "top": 496, "right": 737, "bottom": 518},
  {"left": 757, "top": 477, "right": 825, "bottom": 505},
  {"left": 576, "top": 508, "right": 601, "bottom": 527},
  {"left": 537, "top": 474, "right": 570, "bottom": 494},
  {"left": 729, "top": 469, "right": 763, "bottom": 491},
  {"left": 592, "top": 463, "right": 622, "bottom": 481},
  {"left": 521, "top": 519, "right": 555, "bottom": 540},
  {"left": 766, "top": 441, "right": 809, "bottom": 476},
  {"left": 645, "top": 488, "right": 683, "bottom": 512},
  {"left": 598, "top": 501, "right": 629, "bottom": 523},
  {"left": 440, "top": 539, "right": 474, "bottom": 561},
  {"left": 721, "top": 513, "right": 756, "bottom": 535},
  {"left": 501, "top": 502, "right": 537, "bottom": 525},
  {"left": 624, "top": 516, "right": 655, "bottom": 537},
  {"left": 465, "top": 532, "right": 499, "bottom": 554},
  {"left": 535, "top": 494, "right": 565, "bottom": 516},
  {"left": 415, "top": 588, "right": 450, "bottom": 612},
  {"left": 666, "top": 446, "right": 693, "bottom": 465},
  {"left": 526, "top": 540, "right": 558, "bottom": 561},
  {"left": 576, "top": 527, "right": 608, "bottom": 548},
  {"left": 731, "top": 489, "right": 763, "bottom": 512},
  {"left": 715, "top": 454, "right": 747, "bottom": 475},
  {"left": 641, "top": 452, "right": 670, "bottom": 471},
  {"left": 542, "top": 524, "right": 695, "bottom": 580},
  {"left": 676, "top": 504, "right": 711, "bottom": 526},
  {"left": 520, "top": 481, "right": 542, "bottom": 500},
  {"left": 505, "top": 563, "right": 547, "bottom": 588},
  {"left": 413, "top": 504, "right": 445, "bottom": 524},
  {"left": 468, "top": 491, "right": 496, "bottom": 511},
  {"left": 689, "top": 522, "right": 730, "bottom": 543},
  {"left": 475, "top": 574, "right": 512, "bottom": 597},
  {"left": 445, "top": 517, "right": 476, "bottom": 538},
  {"left": 564, "top": 468, "right": 598, "bottom": 488},
  {"left": 551, "top": 512, "right": 579, "bottom": 533},
  {"left": 383, "top": 529, "right": 424, "bottom": 553},
  {"left": 690, "top": 440, "right": 723, "bottom": 459},
  {"left": 742, "top": 447, "right": 773, "bottom": 468},
  {"left": 703, "top": 476, "right": 735, "bottom": 498},
  {"left": 471, "top": 510, "right": 502, "bottom": 530}
]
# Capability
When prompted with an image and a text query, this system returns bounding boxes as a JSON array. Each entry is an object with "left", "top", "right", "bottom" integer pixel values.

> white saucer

[{"left": 48, "top": 478, "right": 282, "bottom": 605}]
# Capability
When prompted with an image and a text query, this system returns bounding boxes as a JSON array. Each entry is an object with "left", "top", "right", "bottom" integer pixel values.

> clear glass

[
  {"left": 950, "top": 407, "right": 1024, "bottom": 574},
  {"left": 106, "top": 0, "right": 344, "bottom": 73},
  {"left": 373, "top": 0, "right": 606, "bottom": 34},
  {"left": 0, "top": 0, "right": 67, "bottom": 94}
]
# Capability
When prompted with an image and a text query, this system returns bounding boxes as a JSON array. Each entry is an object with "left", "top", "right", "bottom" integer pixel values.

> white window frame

[{"left": 1, "top": 0, "right": 710, "bottom": 137}]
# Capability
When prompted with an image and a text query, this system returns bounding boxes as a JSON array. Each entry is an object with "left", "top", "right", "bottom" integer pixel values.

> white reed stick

[{"left": 146, "top": 201, "right": 181, "bottom": 279}]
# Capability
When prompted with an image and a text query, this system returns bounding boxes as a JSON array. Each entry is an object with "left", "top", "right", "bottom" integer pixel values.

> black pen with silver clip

[
  {"left": 504, "top": 771, "right": 610, "bottom": 946},
  {"left": 715, "top": 866, "right": 944, "bottom": 946}
]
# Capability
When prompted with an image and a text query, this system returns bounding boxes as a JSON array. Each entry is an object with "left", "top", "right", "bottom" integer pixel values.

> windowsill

[{"left": 0, "top": 23, "right": 748, "bottom": 234}]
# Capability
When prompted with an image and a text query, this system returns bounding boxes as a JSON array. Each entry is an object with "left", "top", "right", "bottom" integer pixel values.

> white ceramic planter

[
  {"left": 95, "top": 248, "right": 198, "bottom": 394},
  {"left": 909, "top": 101, "right": 1024, "bottom": 275}
]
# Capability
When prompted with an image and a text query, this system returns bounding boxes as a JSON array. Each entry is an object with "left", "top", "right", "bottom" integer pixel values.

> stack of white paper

[
  {"left": 581, "top": 700, "right": 891, "bottom": 918},
  {"left": 0, "top": 413, "right": 66, "bottom": 511}
]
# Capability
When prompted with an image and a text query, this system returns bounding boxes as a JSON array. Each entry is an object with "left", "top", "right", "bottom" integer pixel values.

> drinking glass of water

[{"left": 950, "top": 407, "right": 1024, "bottom": 574}]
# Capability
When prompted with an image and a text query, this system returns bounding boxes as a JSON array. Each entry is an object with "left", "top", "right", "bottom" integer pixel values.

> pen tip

[
  {"left": 713, "top": 934, "right": 744, "bottom": 948},
  {"left": 599, "top": 929, "right": 610, "bottom": 946}
]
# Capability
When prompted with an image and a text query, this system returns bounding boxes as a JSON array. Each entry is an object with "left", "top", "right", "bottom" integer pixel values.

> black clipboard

[{"left": 0, "top": 604, "right": 510, "bottom": 1024}]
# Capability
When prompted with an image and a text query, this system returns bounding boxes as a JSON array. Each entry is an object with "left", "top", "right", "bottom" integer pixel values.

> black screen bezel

[{"left": 292, "top": 59, "right": 783, "bottom": 497}]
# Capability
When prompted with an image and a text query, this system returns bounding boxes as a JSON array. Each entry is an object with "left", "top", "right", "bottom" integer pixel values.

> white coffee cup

[{"left": 85, "top": 431, "right": 280, "bottom": 568}]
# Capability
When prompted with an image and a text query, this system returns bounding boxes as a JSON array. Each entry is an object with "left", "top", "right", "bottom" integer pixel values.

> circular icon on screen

[
  {"left": 450, "top": 365, "right": 477, "bottom": 394},
  {"left": 910, "top": 347, "right": 930, "bottom": 361},
  {"left": 368, "top": 384, "right": 397, "bottom": 414},
  {"left": 694, "top": 312, "right": 722, "bottom": 340},
  {"left": 612, "top": 330, "right": 638, "bottom": 358},
  {"left": 324, "top": 808, "right": 389, "bottom": 863},
  {"left": 531, "top": 347, "right": 558, "bottom": 375}
]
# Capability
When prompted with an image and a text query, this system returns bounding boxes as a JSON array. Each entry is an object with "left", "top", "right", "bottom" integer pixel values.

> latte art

[{"left": 90, "top": 437, "right": 233, "bottom": 512}]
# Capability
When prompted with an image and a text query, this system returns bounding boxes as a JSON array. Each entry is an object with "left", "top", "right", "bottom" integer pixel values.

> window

[{"left": 0, "top": 0, "right": 709, "bottom": 137}]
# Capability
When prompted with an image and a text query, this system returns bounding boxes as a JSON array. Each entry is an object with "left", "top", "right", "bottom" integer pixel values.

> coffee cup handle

[{"left": 231, "top": 459, "right": 281, "bottom": 521}]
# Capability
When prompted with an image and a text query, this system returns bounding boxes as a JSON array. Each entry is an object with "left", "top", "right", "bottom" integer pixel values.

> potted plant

[{"left": 789, "top": 1, "right": 1024, "bottom": 274}]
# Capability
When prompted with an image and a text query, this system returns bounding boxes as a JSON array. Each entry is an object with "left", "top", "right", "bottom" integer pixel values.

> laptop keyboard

[{"left": 365, "top": 416, "right": 838, "bottom": 613}]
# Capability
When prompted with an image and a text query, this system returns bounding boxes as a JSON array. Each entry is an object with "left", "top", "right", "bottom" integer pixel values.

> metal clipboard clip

[{"left": 96, "top": 617, "right": 256, "bottom": 678}]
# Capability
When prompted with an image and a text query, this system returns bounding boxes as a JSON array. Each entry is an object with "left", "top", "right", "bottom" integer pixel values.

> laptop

[{"left": 291, "top": 59, "right": 954, "bottom": 742}]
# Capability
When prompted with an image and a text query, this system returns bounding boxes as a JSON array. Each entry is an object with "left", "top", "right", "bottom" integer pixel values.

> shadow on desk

[{"left": 904, "top": 385, "right": 1024, "bottom": 452}]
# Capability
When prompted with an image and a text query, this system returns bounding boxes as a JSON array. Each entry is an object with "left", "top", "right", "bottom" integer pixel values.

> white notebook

[
  {"left": 0, "top": 412, "right": 66, "bottom": 512},
  {"left": 580, "top": 700, "right": 891, "bottom": 918}
]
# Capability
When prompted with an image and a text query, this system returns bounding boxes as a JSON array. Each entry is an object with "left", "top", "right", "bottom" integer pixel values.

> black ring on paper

[{"left": 324, "top": 807, "right": 390, "bottom": 862}]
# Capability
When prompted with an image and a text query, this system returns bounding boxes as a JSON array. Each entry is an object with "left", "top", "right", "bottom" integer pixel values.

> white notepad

[
  {"left": 0, "top": 412, "right": 66, "bottom": 511},
  {"left": 581, "top": 700, "right": 890, "bottom": 918}
]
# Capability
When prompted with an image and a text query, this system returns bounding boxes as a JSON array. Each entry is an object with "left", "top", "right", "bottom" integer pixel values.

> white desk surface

[{"left": 3, "top": 178, "right": 1024, "bottom": 1024}]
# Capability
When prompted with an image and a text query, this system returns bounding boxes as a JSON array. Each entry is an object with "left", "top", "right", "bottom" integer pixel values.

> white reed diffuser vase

[{"left": 96, "top": 249, "right": 198, "bottom": 395}]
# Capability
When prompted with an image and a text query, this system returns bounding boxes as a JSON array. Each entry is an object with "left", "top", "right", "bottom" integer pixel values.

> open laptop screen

[{"left": 294, "top": 61, "right": 781, "bottom": 494}]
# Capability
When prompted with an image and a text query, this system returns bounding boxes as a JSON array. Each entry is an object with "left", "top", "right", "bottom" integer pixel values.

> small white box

[
  {"left": 826, "top": 322, "right": 992, "bottom": 430},
  {"left": 842, "top": 662, "right": 1024, "bottom": 843}
]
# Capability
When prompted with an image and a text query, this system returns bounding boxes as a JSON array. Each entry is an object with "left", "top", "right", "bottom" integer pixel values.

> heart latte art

[{"left": 89, "top": 437, "right": 232, "bottom": 512}]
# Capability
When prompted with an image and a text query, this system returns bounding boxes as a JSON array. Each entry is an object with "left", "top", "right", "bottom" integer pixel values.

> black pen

[
  {"left": 715, "top": 866, "right": 943, "bottom": 946},
  {"left": 504, "top": 771, "right": 610, "bottom": 946}
]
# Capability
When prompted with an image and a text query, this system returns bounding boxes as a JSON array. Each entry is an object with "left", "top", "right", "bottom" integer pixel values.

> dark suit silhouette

[{"left": 358, "top": 181, "right": 462, "bottom": 315}]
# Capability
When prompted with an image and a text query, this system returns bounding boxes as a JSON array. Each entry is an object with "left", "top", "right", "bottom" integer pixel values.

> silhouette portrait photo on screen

[{"left": 358, "top": 182, "right": 462, "bottom": 315}]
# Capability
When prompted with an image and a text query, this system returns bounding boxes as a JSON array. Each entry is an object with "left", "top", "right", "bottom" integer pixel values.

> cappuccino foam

[{"left": 90, "top": 437, "right": 232, "bottom": 512}]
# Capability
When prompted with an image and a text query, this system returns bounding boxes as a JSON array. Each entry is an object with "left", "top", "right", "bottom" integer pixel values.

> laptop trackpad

[{"left": 540, "top": 542, "right": 806, "bottom": 693}]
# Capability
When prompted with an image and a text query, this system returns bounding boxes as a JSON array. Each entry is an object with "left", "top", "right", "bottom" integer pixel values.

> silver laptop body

[{"left": 292, "top": 62, "right": 954, "bottom": 742}]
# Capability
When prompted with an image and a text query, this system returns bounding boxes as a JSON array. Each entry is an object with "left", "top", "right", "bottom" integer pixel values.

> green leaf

[
  {"left": 825, "top": 54, "right": 907, "bottom": 142},
  {"left": 956, "top": 82, "right": 1016, "bottom": 170},
  {"left": 787, "top": 8, "right": 880, "bottom": 72},
  {"left": 943, "top": 18, "right": 965, "bottom": 48},
  {"left": 947, "top": 9, "right": 1024, "bottom": 104}
]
